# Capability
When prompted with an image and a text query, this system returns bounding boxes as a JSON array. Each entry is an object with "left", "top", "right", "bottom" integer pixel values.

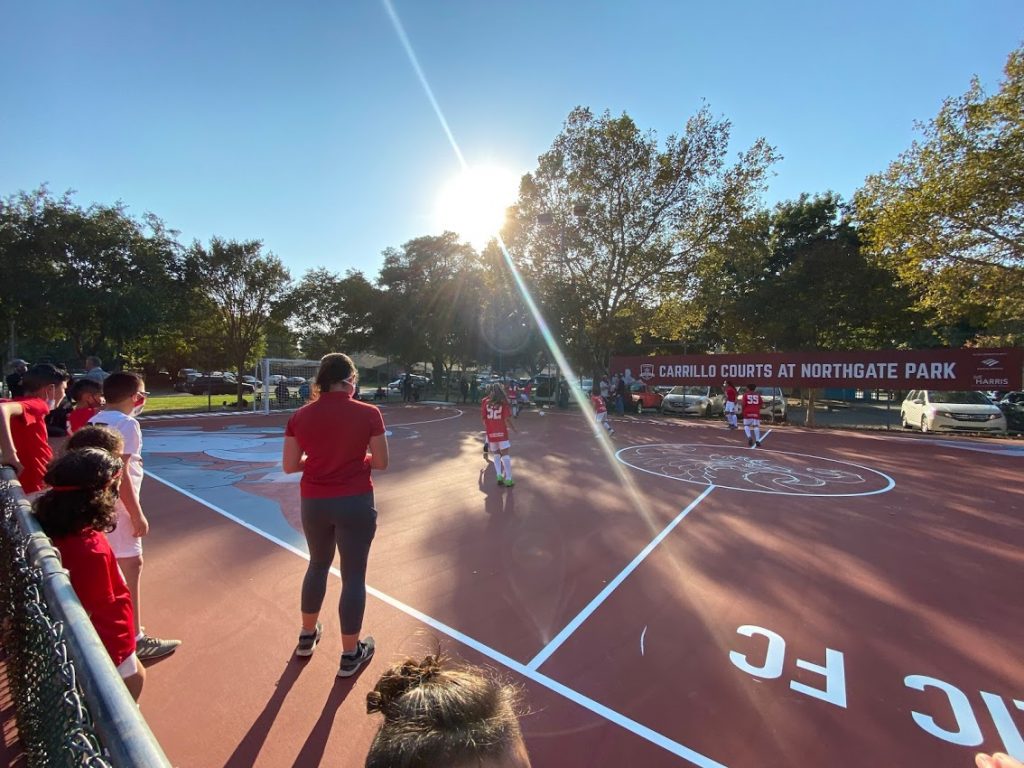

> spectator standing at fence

[
  {"left": 0, "top": 363, "right": 69, "bottom": 495},
  {"left": 89, "top": 372, "right": 180, "bottom": 661},
  {"left": 34, "top": 447, "right": 146, "bottom": 700},
  {"left": 723, "top": 380, "right": 739, "bottom": 430},
  {"left": 460, "top": 376, "right": 469, "bottom": 404},
  {"left": 740, "top": 383, "right": 764, "bottom": 448},
  {"left": 402, "top": 375, "right": 413, "bottom": 403},
  {"left": 614, "top": 375, "right": 627, "bottom": 416},
  {"left": 84, "top": 356, "right": 109, "bottom": 383},
  {"left": 275, "top": 380, "right": 290, "bottom": 407},
  {"left": 5, "top": 358, "right": 29, "bottom": 398},
  {"left": 283, "top": 353, "right": 388, "bottom": 677},
  {"left": 365, "top": 653, "right": 531, "bottom": 768},
  {"left": 298, "top": 379, "right": 311, "bottom": 403},
  {"left": 68, "top": 378, "right": 105, "bottom": 434},
  {"left": 470, "top": 376, "right": 479, "bottom": 404}
]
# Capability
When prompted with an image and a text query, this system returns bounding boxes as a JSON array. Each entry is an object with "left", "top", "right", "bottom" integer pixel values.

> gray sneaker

[
  {"left": 295, "top": 622, "right": 322, "bottom": 657},
  {"left": 337, "top": 636, "right": 375, "bottom": 678},
  {"left": 136, "top": 634, "right": 181, "bottom": 661}
]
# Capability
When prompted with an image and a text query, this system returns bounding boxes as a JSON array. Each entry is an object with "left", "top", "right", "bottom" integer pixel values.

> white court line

[
  {"left": 527, "top": 486, "right": 716, "bottom": 671},
  {"left": 145, "top": 470, "right": 728, "bottom": 768}
]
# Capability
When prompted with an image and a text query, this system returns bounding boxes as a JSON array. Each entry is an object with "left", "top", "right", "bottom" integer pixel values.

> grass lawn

[{"left": 143, "top": 393, "right": 256, "bottom": 414}]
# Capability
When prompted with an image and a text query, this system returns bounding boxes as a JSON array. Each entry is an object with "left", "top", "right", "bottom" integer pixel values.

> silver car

[
  {"left": 660, "top": 386, "right": 725, "bottom": 417},
  {"left": 901, "top": 390, "right": 1007, "bottom": 434}
]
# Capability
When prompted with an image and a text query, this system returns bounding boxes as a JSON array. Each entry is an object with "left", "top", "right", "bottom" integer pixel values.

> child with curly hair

[
  {"left": 33, "top": 447, "right": 145, "bottom": 700},
  {"left": 365, "top": 653, "right": 531, "bottom": 768}
]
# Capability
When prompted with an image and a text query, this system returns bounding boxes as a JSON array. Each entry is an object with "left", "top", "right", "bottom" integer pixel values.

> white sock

[
  {"left": 755, "top": 429, "right": 762, "bottom": 442},
  {"left": 492, "top": 455, "right": 503, "bottom": 477},
  {"left": 501, "top": 455, "right": 512, "bottom": 480}
]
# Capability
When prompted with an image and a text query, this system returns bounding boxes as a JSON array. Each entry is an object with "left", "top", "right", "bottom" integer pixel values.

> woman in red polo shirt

[{"left": 282, "top": 353, "right": 389, "bottom": 678}]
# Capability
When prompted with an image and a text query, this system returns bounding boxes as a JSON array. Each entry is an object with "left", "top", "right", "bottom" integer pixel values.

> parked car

[
  {"left": 174, "top": 368, "right": 202, "bottom": 392},
  {"left": 756, "top": 386, "right": 788, "bottom": 422},
  {"left": 241, "top": 375, "right": 262, "bottom": 389},
  {"left": 660, "top": 386, "right": 725, "bottom": 417},
  {"left": 629, "top": 382, "right": 664, "bottom": 414},
  {"left": 388, "top": 374, "right": 431, "bottom": 392},
  {"left": 900, "top": 390, "right": 1007, "bottom": 434},
  {"left": 188, "top": 375, "right": 256, "bottom": 396},
  {"left": 996, "top": 391, "right": 1024, "bottom": 432}
]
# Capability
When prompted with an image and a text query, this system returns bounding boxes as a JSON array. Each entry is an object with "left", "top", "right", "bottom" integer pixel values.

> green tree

[
  {"left": 287, "top": 268, "right": 380, "bottom": 358},
  {"left": 854, "top": 44, "right": 1024, "bottom": 344},
  {"left": 0, "top": 187, "right": 190, "bottom": 368},
  {"left": 505, "top": 106, "right": 779, "bottom": 375},
  {"left": 191, "top": 237, "right": 292, "bottom": 402},
  {"left": 376, "top": 233, "right": 482, "bottom": 384}
]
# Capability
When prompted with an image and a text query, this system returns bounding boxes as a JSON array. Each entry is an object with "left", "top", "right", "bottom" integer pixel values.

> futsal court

[{"left": 132, "top": 402, "right": 1024, "bottom": 767}]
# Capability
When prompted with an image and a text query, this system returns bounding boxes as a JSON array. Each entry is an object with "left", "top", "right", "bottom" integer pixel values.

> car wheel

[
  {"left": 636, "top": 400, "right": 643, "bottom": 415},
  {"left": 901, "top": 411, "right": 909, "bottom": 429},
  {"left": 920, "top": 415, "right": 930, "bottom": 433}
]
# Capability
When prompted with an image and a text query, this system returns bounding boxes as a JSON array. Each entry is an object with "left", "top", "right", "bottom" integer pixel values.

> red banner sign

[{"left": 610, "top": 348, "right": 1023, "bottom": 390}]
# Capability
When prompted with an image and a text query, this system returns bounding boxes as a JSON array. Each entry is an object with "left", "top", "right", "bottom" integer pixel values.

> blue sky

[{"left": 2, "top": 1, "right": 1021, "bottom": 281}]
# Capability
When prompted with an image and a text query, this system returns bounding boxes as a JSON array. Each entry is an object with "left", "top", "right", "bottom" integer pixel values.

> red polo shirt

[
  {"left": 3, "top": 397, "right": 52, "bottom": 494},
  {"left": 285, "top": 392, "right": 386, "bottom": 498},
  {"left": 68, "top": 407, "right": 101, "bottom": 434},
  {"left": 54, "top": 529, "right": 136, "bottom": 666}
]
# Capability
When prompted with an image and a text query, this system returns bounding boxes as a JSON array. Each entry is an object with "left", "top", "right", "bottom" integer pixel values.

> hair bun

[{"left": 366, "top": 654, "right": 444, "bottom": 715}]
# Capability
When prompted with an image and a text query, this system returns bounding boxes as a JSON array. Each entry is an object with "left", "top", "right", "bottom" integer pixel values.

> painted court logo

[{"left": 616, "top": 444, "right": 894, "bottom": 497}]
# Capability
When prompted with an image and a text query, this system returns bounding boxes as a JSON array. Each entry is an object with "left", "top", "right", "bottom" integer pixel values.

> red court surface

[{"left": 133, "top": 404, "right": 1024, "bottom": 767}]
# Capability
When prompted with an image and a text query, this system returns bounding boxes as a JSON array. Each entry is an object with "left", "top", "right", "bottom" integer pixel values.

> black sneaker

[
  {"left": 337, "top": 636, "right": 375, "bottom": 678},
  {"left": 748, "top": 437, "right": 755, "bottom": 448},
  {"left": 295, "top": 622, "right": 322, "bottom": 657},
  {"left": 136, "top": 634, "right": 181, "bottom": 661}
]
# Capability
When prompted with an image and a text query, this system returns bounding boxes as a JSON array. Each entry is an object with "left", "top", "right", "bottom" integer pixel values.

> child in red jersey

[
  {"left": 481, "top": 383, "right": 517, "bottom": 487},
  {"left": 723, "top": 380, "right": 739, "bottom": 429},
  {"left": 33, "top": 447, "right": 145, "bottom": 701},
  {"left": 740, "top": 383, "right": 763, "bottom": 448},
  {"left": 591, "top": 384, "right": 614, "bottom": 436},
  {"left": 67, "top": 378, "right": 105, "bottom": 434},
  {"left": 0, "top": 364, "right": 70, "bottom": 494}
]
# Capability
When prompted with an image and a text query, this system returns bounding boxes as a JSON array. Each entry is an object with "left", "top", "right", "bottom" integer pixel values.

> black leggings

[{"left": 300, "top": 493, "right": 377, "bottom": 635}]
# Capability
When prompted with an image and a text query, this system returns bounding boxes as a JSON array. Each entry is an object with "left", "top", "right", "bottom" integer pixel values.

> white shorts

[
  {"left": 487, "top": 440, "right": 511, "bottom": 453},
  {"left": 106, "top": 502, "right": 143, "bottom": 559},
  {"left": 116, "top": 652, "right": 140, "bottom": 679},
  {"left": 518, "top": 393, "right": 528, "bottom": 403},
  {"left": 743, "top": 417, "right": 761, "bottom": 427},
  {"left": 595, "top": 412, "right": 608, "bottom": 424},
  {"left": 725, "top": 402, "right": 736, "bottom": 414}
]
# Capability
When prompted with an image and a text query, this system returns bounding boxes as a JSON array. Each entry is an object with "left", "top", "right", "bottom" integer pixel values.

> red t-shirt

[
  {"left": 285, "top": 392, "right": 386, "bottom": 498},
  {"left": 591, "top": 394, "right": 607, "bottom": 414},
  {"left": 68, "top": 407, "right": 101, "bottom": 434},
  {"left": 725, "top": 385, "right": 738, "bottom": 404},
  {"left": 481, "top": 397, "right": 511, "bottom": 441},
  {"left": 741, "top": 391, "right": 763, "bottom": 419},
  {"left": 3, "top": 397, "right": 52, "bottom": 494},
  {"left": 54, "top": 529, "right": 136, "bottom": 666}
]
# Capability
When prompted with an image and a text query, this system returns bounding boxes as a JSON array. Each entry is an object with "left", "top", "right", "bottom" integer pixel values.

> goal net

[{"left": 257, "top": 358, "right": 321, "bottom": 415}]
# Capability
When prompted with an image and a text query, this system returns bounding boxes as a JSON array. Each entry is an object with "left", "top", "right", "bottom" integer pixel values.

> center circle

[{"left": 616, "top": 443, "right": 895, "bottom": 497}]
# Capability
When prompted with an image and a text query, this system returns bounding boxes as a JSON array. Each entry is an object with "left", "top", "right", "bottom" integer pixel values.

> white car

[
  {"left": 900, "top": 390, "right": 1007, "bottom": 434},
  {"left": 755, "top": 386, "right": 788, "bottom": 422}
]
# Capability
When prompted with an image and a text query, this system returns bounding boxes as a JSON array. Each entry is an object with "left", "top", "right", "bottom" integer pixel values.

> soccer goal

[{"left": 257, "top": 358, "right": 321, "bottom": 415}]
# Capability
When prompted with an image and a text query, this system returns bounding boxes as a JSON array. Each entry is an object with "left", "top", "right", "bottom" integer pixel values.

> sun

[{"left": 435, "top": 165, "right": 520, "bottom": 249}]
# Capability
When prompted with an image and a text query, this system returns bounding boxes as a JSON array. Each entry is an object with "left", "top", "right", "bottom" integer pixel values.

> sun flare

[{"left": 435, "top": 165, "right": 520, "bottom": 249}]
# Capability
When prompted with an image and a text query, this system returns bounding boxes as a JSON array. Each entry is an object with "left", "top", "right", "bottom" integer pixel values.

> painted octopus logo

[{"left": 617, "top": 444, "right": 894, "bottom": 497}]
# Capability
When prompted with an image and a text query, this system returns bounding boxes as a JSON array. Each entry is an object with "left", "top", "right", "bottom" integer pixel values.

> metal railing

[{"left": 0, "top": 467, "right": 172, "bottom": 767}]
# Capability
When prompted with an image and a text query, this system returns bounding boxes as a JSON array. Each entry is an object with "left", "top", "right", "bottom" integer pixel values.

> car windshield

[
  {"left": 668, "top": 386, "right": 707, "bottom": 396},
  {"left": 928, "top": 391, "right": 993, "bottom": 405},
  {"left": 755, "top": 387, "right": 778, "bottom": 398}
]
